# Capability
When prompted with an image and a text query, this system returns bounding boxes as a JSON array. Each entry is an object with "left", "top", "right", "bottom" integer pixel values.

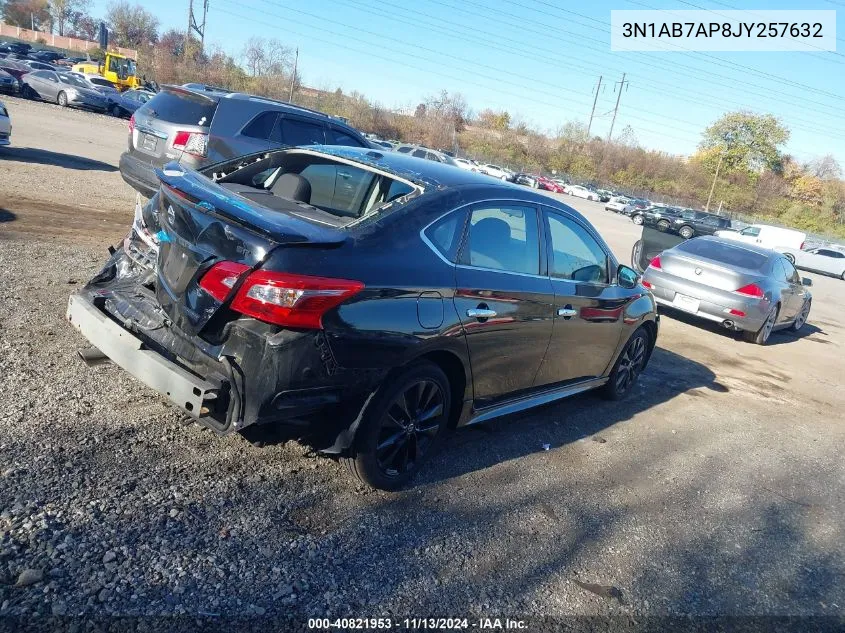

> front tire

[
  {"left": 602, "top": 327, "right": 650, "bottom": 400},
  {"left": 343, "top": 361, "right": 451, "bottom": 490},
  {"left": 57, "top": 91, "right": 68, "bottom": 107},
  {"left": 656, "top": 219, "right": 670, "bottom": 231},
  {"left": 632, "top": 214, "right": 644, "bottom": 226},
  {"left": 743, "top": 304, "right": 779, "bottom": 345}
]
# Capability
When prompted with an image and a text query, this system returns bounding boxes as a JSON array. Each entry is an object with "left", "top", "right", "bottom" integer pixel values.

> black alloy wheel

[
  {"left": 345, "top": 361, "right": 451, "bottom": 490},
  {"left": 602, "top": 328, "right": 649, "bottom": 400}
]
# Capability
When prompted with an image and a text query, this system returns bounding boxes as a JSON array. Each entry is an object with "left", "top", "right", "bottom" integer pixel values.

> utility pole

[
  {"left": 606, "top": 72, "right": 628, "bottom": 143},
  {"left": 586, "top": 75, "right": 602, "bottom": 137},
  {"left": 186, "top": 0, "right": 209, "bottom": 56},
  {"left": 186, "top": 0, "right": 193, "bottom": 56},
  {"left": 705, "top": 152, "right": 724, "bottom": 212},
  {"left": 288, "top": 47, "right": 299, "bottom": 102}
]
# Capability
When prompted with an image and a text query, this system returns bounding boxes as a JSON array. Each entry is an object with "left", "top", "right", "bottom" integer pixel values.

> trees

[
  {"left": 1, "top": 0, "right": 50, "bottom": 29},
  {"left": 49, "top": 0, "right": 90, "bottom": 36},
  {"left": 808, "top": 155, "right": 842, "bottom": 181},
  {"left": 106, "top": 0, "right": 159, "bottom": 48},
  {"left": 698, "top": 111, "right": 790, "bottom": 174}
]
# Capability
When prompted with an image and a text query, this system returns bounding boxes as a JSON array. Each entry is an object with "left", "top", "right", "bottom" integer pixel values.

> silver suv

[{"left": 119, "top": 84, "right": 373, "bottom": 197}]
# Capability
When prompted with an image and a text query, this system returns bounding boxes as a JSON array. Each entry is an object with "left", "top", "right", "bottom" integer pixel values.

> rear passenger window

[
  {"left": 327, "top": 129, "right": 364, "bottom": 147},
  {"left": 241, "top": 111, "right": 278, "bottom": 139},
  {"left": 546, "top": 213, "right": 608, "bottom": 283},
  {"left": 412, "top": 149, "right": 427, "bottom": 159},
  {"left": 278, "top": 118, "right": 325, "bottom": 146},
  {"left": 467, "top": 206, "right": 539, "bottom": 275},
  {"left": 425, "top": 211, "right": 466, "bottom": 262}
]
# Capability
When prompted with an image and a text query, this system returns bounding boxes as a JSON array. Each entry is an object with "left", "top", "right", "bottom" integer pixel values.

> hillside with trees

[{"left": 2, "top": 0, "right": 843, "bottom": 238}]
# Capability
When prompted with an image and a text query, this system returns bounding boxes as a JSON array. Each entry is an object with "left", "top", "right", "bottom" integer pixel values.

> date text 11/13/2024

[{"left": 307, "top": 617, "right": 528, "bottom": 630}]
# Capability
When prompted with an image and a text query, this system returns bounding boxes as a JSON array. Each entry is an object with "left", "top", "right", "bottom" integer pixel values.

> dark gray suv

[{"left": 119, "top": 84, "right": 372, "bottom": 197}]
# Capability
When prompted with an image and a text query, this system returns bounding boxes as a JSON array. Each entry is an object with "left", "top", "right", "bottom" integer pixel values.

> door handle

[
  {"left": 337, "top": 171, "right": 351, "bottom": 179},
  {"left": 467, "top": 308, "right": 497, "bottom": 319},
  {"left": 558, "top": 307, "right": 577, "bottom": 318}
]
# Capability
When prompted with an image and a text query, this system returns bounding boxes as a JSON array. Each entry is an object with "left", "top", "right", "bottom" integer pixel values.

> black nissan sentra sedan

[{"left": 67, "top": 146, "right": 658, "bottom": 489}]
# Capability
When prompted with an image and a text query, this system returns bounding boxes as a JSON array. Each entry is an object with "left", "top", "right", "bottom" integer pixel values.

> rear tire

[
  {"left": 656, "top": 219, "right": 670, "bottom": 231},
  {"left": 602, "top": 327, "right": 650, "bottom": 401},
  {"left": 679, "top": 225, "right": 694, "bottom": 239},
  {"left": 57, "top": 91, "right": 67, "bottom": 107},
  {"left": 743, "top": 304, "right": 779, "bottom": 345},
  {"left": 343, "top": 361, "right": 451, "bottom": 490},
  {"left": 791, "top": 300, "right": 810, "bottom": 331},
  {"left": 110, "top": 104, "right": 121, "bottom": 117}
]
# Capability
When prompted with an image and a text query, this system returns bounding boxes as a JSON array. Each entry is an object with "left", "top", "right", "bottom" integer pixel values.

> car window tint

[
  {"left": 818, "top": 249, "right": 843, "bottom": 258},
  {"left": 781, "top": 258, "right": 800, "bottom": 283},
  {"left": 396, "top": 146, "right": 412, "bottom": 154},
  {"left": 279, "top": 118, "right": 325, "bottom": 145},
  {"left": 241, "top": 111, "right": 278, "bottom": 140},
  {"left": 677, "top": 239, "right": 768, "bottom": 271},
  {"left": 327, "top": 128, "right": 364, "bottom": 147},
  {"left": 297, "top": 164, "right": 336, "bottom": 209},
  {"left": 412, "top": 149, "right": 427, "bottom": 159},
  {"left": 332, "top": 165, "right": 377, "bottom": 216},
  {"left": 547, "top": 213, "right": 608, "bottom": 283},
  {"left": 467, "top": 205, "right": 539, "bottom": 275},
  {"left": 140, "top": 91, "right": 217, "bottom": 126},
  {"left": 425, "top": 211, "right": 465, "bottom": 262},
  {"left": 740, "top": 226, "right": 761, "bottom": 237},
  {"left": 426, "top": 152, "right": 441, "bottom": 162},
  {"left": 385, "top": 179, "right": 414, "bottom": 202}
]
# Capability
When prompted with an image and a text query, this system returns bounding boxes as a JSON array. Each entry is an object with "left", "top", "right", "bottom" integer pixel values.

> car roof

[
  {"left": 692, "top": 235, "right": 779, "bottom": 258},
  {"left": 296, "top": 145, "right": 507, "bottom": 188}
]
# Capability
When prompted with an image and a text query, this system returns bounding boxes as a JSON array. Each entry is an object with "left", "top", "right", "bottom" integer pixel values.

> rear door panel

[{"left": 453, "top": 203, "right": 554, "bottom": 405}]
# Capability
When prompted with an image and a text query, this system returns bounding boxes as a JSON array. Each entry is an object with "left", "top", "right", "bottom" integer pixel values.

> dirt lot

[{"left": 1, "top": 97, "right": 844, "bottom": 625}]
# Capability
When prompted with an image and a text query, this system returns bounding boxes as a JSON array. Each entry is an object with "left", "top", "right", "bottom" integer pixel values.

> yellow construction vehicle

[{"left": 72, "top": 52, "right": 140, "bottom": 92}]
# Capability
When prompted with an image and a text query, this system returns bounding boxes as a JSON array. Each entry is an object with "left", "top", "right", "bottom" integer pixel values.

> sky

[{"left": 90, "top": 0, "right": 845, "bottom": 165}]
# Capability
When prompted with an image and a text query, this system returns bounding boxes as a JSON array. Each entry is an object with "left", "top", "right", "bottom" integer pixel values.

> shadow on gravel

[
  {"left": 0, "top": 208, "right": 16, "bottom": 223},
  {"left": 417, "top": 346, "right": 720, "bottom": 486},
  {"left": 0, "top": 147, "right": 117, "bottom": 172},
  {"left": 657, "top": 306, "right": 826, "bottom": 346}
]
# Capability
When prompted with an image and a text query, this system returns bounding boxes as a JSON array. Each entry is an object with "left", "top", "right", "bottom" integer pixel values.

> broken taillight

[{"left": 198, "top": 261, "right": 250, "bottom": 302}]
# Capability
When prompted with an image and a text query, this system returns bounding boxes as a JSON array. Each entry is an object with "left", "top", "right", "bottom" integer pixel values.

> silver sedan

[{"left": 642, "top": 236, "right": 812, "bottom": 344}]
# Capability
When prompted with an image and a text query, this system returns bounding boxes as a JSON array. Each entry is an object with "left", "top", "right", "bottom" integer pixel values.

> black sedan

[
  {"left": 67, "top": 147, "right": 658, "bottom": 490},
  {"left": 631, "top": 205, "right": 682, "bottom": 229}
]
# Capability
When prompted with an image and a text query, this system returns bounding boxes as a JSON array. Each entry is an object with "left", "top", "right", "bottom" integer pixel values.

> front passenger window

[
  {"left": 547, "top": 213, "right": 609, "bottom": 283},
  {"left": 466, "top": 205, "right": 539, "bottom": 275}
]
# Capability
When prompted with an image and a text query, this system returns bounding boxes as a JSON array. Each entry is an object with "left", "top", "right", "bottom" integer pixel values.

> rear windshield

[
  {"left": 677, "top": 239, "right": 768, "bottom": 271},
  {"left": 140, "top": 90, "right": 217, "bottom": 126}
]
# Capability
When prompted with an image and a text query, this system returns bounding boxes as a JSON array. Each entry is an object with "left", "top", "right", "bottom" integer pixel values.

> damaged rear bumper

[{"left": 66, "top": 293, "right": 224, "bottom": 421}]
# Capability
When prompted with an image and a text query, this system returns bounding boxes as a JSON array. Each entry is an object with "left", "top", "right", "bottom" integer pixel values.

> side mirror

[
  {"left": 617, "top": 264, "right": 639, "bottom": 289},
  {"left": 802, "top": 277, "right": 813, "bottom": 287}
]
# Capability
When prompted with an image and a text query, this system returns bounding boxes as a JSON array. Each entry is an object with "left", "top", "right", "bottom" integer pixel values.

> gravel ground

[{"left": 1, "top": 97, "right": 844, "bottom": 630}]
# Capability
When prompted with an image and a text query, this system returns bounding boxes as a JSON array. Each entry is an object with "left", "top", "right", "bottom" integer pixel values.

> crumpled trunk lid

[{"left": 153, "top": 165, "right": 347, "bottom": 335}]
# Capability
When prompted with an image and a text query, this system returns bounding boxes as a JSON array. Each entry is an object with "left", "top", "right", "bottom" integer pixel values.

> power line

[
  {"left": 342, "top": 0, "right": 845, "bottom": 136},
  {"left": 212, "top": 3, "right": 705, "bottom": 147},
  {"left": 419, "top": 0, "right": 845, "bottom": 112}
]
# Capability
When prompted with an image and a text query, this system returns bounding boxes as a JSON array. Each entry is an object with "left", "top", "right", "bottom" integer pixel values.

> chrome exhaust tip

[
  {"left": 721, "top": 320, "right": 734, "bottom": 329},
  {"left": 77, "top": 346, "right": 109, "bottom": 366}
]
